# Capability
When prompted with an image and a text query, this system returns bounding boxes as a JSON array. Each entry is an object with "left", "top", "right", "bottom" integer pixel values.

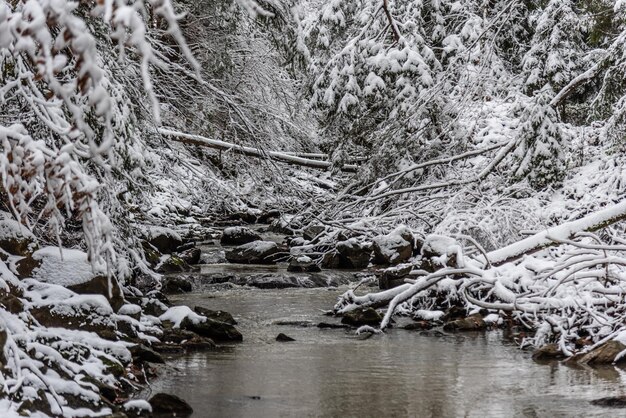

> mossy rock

[
  {"left": 99, "top": 356, "right": 126, "bottom": 378},
  {"left": 141, "top": 240, "right": 161, "bottom": 267},
  {"left": 156, "top": 255, "right": 189, "bottom": 273},
  {"left": 341, "top": 307, "right": 382, "bottom": 327}
]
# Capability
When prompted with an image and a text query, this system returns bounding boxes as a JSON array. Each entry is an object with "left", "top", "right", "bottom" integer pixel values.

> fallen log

[
  {"left": 159, "top": 128, "right": 359, "bottom": 172},
  {"left": 487, "top": 200, "right": 626, "bottom": 266}
]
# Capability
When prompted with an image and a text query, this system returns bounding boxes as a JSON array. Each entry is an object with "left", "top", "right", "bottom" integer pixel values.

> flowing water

[{"left": 145, "top": 286, "right": 626, "bottom": 418}]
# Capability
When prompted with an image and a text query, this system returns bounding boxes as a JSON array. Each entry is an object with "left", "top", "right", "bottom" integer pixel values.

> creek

[{"left": 145, "top": 283, "right": 626, "bottom": 417}]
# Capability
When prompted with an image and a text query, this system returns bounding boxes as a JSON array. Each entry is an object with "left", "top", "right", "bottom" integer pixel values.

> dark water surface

[{"left": 145, "top": 287, "right": 626, "bottom": 418}]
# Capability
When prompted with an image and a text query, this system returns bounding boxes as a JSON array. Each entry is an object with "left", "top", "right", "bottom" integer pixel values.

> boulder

[
  {"left": 402, "top": 321, "right": 433, "bottom": 331},
  {"left": 129, "top": 344, "right": 165, "bottom": 364},
  {"left": 28, "top": 248, "right": 121, "bottom": 309},
  {"left": 269, "top": 219, "right": 295, "bottom": 236},
  {"left": 122, "top": 399, "right": 153, "bottom": 417},
  {"left": 193, "top": 306, "right": 237, "bottom": 325},
  {"left": 532, "top": 343, "right": 566, "bottom": 361},
  {"left": 118, "top": 303, "right": 142, "bottom": 320},
  {"left": 320, "top": 251, "right": 345, "bottom": 269},
  {"left": 0, "top": 218, "right": 38, "bottom": 256},
  {"left": 443, "top": 314, "right": 486, "bottom": 331},
  {"left": 276, "top": 333, "right": 295, "bottom": 342},
  {"left": 162, "top": 327, "right": 198, "bottom": 344},
  {"left": 0, "top": 292, "right": 24, "bottom": 314},
  {"left": 182, "top": 336, "right": 217, "bottom": 351},
  {"left": 156, "top": 254, "right": 189, "bottom": 273},
  {"left": 227, "top": 212, "right": 257, "bottom": 224},
  {"left": 141, "top": 240, "right": 161, "bottom": 268},
  {"left": 149, "top": 393, "right": 193, "bottom": 417},
  {"left": 591, "top": 396, "right": 626, "bottom": 407},
  {"left": 30, "top": 301, "right": 117, "bottom": 336},
  {"left": 220, "top": 226, "right": 261, "bottom": 245},
  {"left": 67, "top": 275, "right": 125, "bottom": 312},
  {"left": 143, "top": 299, "right": 169, "bottom": 317},
  {"left": 176, "top": 247, "right": 201, "bottom": 265},
  {"left": 574, "top": 340, "right": 626, "bottom": 365},
  {"left": 378, "top": 264, "right": 413, "bottom": 290},
  {"left": 336, "top": 239, "right": 372, "bottom": 269},
  {"left": 225, "top": 241, "right": 280, "bottom": 264},
  {"left": 372, "top": 227, "right": 414, "bottom": 265},
  {"left": 14, "top": 254, "right": 41, "bottom": 279},
  {"left": 341, "top": 307, "right": 382, "bottom": 327},
  {"left": 287, "top": 255, "right": 321, "bottom": 272},
  {"left": 162, "top": 276, "right": 193, "bottom": 294},
  {"left": 146, "top": 227, "right": 182, "bottom": 254},
  {"left": 302, "top": 225, "right": 325, "bottom": 241},
  {"left": 421, "top": 235, "right": 462, "bottom": 268},
  {"left": 199, "top": 249, "right": 227, "bottom": 264},
  {"left": 257, "top": 210, "right": 281, "bottom": 224},
  {"left": 181, "top": 317, "right": 243, "bottom": 342}
]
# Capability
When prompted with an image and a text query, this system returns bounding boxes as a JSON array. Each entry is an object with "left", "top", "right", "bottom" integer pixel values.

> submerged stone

[
  {"left": 443, "top": 314, "right": 486, "bottom": 331},
  {"left": 532, "top": 343, "right": 566, "bottom": 361}
]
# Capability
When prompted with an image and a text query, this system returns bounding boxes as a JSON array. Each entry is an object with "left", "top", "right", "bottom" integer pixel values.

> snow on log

[
  {"left": 159, "top": 128, "right": 359, "bottom": 172},
  {"left": 487, "top": 200, "right": 626, "bottom": 266}
]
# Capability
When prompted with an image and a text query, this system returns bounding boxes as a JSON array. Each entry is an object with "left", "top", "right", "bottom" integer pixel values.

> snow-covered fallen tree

[{"left": 333, "top": 201, "right": 626, "bottom": 358}]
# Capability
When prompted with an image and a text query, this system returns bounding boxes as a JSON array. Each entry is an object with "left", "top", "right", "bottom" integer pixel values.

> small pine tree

[
  {"left": 522, "top": 0, "right": 584, "bottom": 94},
  {"left": 512, "top": 88, "right": 568, "bottom": 189}
]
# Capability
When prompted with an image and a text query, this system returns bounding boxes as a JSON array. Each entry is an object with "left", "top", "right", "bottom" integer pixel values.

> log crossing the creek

[{"left": 159, "top": 128, "right": 359, "bottom": 173}]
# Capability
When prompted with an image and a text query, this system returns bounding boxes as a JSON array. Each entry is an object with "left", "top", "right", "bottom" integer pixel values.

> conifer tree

[{"left": 512, "top": 88, "right": 568, "bottom": 189}]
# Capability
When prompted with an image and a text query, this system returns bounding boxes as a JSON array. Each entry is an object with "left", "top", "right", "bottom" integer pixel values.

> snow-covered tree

[
  {"left": 522, "top": 0, "right": 585, "bottom": 94},
  {"left": 512, "top": 89, "right": 568, "bottom": 189}
]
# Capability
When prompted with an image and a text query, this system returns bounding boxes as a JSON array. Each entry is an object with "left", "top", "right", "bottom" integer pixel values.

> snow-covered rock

[
  {"left": 372, "top": 226, "right": 415, "bottom": 265},
  {"left": 287, "top": 255, "right": 321, "bottom": 272},
  {"left": 25, "top": 247, "right": 125, "bottom": 310},
  {"left": 336, "top": 238, "right": 372, "bottom": 269},
  {"left": 225, "top": 240, "right": 280, "bottom": 264},
  {"left": 145, "top": 226, "right": 183, "bottom": 254},
  {"left": 0, "top": 217, "right": 38, "bottom": 257},
  {"left": 421, "top": 235, "right": 463, "bottom": 268},
  {"left": 220, "top": 226, "right": 261, "bottom": 245}
]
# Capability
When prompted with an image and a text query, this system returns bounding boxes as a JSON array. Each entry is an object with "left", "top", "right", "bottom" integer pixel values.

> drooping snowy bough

[{"left": 334, "top": 201, "right": 626, "bottom": 357}]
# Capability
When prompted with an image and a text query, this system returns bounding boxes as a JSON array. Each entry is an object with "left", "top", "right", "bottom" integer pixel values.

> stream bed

[{"left": 144, "top": 286, "right": 626, "bottom": 417}]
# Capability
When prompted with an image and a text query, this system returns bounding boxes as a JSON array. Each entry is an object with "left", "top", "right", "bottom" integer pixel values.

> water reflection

[{"left": 145, "top": 288, "right": 626, "bottom": 417}]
